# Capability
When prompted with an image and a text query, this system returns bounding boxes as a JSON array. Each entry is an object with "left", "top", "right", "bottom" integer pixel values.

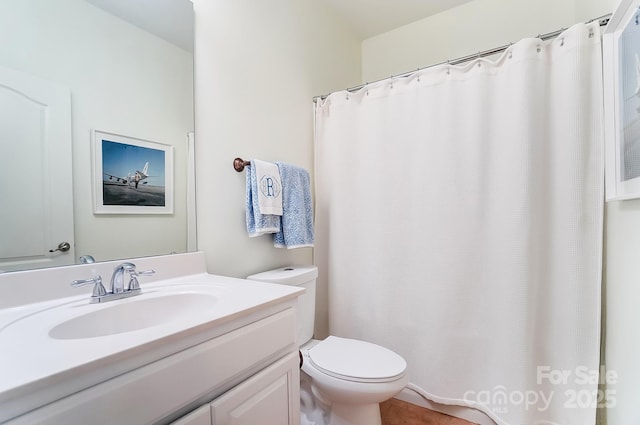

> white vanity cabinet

[
  {"left": 172, "top": 351, "right": 299, "bottom": 425},
  {"left": 171, "top": 405, "right": 211, "bottom": 425},
  {"left": 5, "top": 306, "right": 300, "bottom": 425},
  {"left": 209, "top": 351, "right": 299, "bottom": 424}
]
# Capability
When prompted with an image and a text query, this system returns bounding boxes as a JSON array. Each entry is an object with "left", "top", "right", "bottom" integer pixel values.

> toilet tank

[{"left": 247, "top": 266, "right": 318, "bottom": 346}]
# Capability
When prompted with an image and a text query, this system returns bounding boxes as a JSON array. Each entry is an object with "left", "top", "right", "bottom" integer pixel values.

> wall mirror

[
  {"left": 604, "top": 0, "right": 640, "bottom": 201},
  {"left": 0, "top": 0, "right": 195, "bottom": 273}
]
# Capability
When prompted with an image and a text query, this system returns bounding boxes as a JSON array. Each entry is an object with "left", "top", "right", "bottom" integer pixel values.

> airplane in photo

[{"left": 104, "top": 162, "right": 150, "bottom": 189}]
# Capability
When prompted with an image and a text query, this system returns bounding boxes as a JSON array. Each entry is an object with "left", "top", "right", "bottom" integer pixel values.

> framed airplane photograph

[{"left": 92, "top": 130, "right": 174, "bottom": 214}]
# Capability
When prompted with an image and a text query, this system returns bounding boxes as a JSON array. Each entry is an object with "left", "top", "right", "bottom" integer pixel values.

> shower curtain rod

[{"left": 313, "top": 13, "right": 612, "bottom": 102}]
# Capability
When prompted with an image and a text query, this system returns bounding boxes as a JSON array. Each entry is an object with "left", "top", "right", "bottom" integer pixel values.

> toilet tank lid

[{"left": 247, "top": 265, "right": 318, "bottom": 286}]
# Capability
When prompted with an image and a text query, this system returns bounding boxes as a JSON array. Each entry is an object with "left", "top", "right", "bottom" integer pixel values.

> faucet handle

[
  {"left": 71, "top": 276, "right": 107, "bottom": 298},
  {"left": 127, "top": 269, "right": 156, "bottom": 291}
]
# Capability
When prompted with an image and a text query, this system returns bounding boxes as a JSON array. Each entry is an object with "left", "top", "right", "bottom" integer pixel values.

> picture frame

[
  {"left": 92, "top": 130, "right": 174, "bottom": 214},
  {"left": 604, "top": 0, "right": 640, "bottom": 201}
]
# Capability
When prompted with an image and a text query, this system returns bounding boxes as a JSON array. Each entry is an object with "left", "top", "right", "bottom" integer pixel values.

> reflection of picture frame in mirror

[
  {"left": 604, "top": 0, "right": 640, "bottom": 200},
  {"left": 92, "top": 130, "right": 174, "bottom": 214}
]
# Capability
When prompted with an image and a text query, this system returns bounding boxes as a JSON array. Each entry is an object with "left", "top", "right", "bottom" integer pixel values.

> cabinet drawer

[
  {"left": 171, "top": 405, "right": 211, "bottom": 425},
  {"left": 211, "top": 351, "right": 300, "bottom": 425},
  {"left": 8, "top": 308, "right": 296, "bottom": 425}
]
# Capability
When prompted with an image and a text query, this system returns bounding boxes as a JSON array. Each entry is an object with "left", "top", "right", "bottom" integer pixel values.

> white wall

[
  {"left": 605, "top": 200, "right": 640, "bottom": 425},
  {"left": 0, "top": 0, "right": 193, "bottom": 262},
  {"left": 193, "top": 0, "right": 360, "bottom": 286},
  {"left": 362, "top": 0, "right": 618, "bottom": 82}
]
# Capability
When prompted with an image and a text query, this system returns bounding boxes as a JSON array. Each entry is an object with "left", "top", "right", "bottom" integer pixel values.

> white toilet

[{"left": 247, "top": 266, "right": 409, "bottom": 425}]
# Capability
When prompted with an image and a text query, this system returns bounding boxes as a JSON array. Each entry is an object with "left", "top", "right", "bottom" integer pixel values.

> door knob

[{"left": 49, "top": 242, "right": 71, "bottom": 253}]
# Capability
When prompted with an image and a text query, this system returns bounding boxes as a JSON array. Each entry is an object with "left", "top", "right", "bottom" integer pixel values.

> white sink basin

[{"left": 48, "top": 292, "right": 218, "bottom": 340}]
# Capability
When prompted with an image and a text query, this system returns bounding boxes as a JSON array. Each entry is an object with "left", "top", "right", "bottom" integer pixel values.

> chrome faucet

[
  {"left": 79, "top": 255, "right": 95, "bottom": 264},
  {"left": 72, "top": 262, "right": 156, "bottom": 303},
  {"left": 111, "top": 262, "right": 136, "bottom": 294}
]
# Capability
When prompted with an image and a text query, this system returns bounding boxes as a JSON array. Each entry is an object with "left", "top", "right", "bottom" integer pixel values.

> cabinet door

[
  {"left": 211, "top": 352, "right": 300, "bottom": 425},
  {"left": 171, "top": 405, "right": 211, "bottom": 425}
]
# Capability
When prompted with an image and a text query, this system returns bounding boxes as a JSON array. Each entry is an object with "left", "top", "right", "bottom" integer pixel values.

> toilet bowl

[
  {"left": 301, "top": 336, "right": 408, "bottom": 425},
  {"left": 247, "top": 266, "right": 408, "bottom": 425}
]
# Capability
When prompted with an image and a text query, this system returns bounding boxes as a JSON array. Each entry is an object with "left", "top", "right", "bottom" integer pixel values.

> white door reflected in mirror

[{"left": 0, "top": 65, "right": 75, "bottom": 272}]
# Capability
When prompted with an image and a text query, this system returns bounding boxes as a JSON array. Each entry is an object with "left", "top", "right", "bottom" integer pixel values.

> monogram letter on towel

[{"left": 254, "top": 159, "right": 283, "bottom": 216}]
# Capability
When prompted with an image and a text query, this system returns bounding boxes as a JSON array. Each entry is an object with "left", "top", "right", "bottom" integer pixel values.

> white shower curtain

[{"left": 314, "top": 22, "right": 603, "bottom": 425}]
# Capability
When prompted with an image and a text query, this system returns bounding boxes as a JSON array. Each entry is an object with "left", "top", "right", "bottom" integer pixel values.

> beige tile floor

[{"left": 380, "top": 399, "right": 478, "bottom": 425}]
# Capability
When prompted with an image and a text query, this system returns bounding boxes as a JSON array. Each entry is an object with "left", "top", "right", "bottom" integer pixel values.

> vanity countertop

[{"left": 0, "top": 253, "right": 304, "bottom": 423}]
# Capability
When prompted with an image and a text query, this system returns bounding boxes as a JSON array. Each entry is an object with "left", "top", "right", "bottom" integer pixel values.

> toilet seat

[{"left": 307, "top": 336, "right": 407, "bottom": 383}]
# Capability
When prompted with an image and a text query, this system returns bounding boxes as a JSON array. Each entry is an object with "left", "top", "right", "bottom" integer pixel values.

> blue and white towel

[
  {"left": 246, "top": 159, "right": 280, "bottom": 237},
  {"left": 274, "top": 162, "right": 314, "bottom": 249}
]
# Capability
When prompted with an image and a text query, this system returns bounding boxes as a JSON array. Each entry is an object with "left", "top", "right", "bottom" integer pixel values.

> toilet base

[{"left": 329, "top": 403, "right": 382, "bottom": 425}]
